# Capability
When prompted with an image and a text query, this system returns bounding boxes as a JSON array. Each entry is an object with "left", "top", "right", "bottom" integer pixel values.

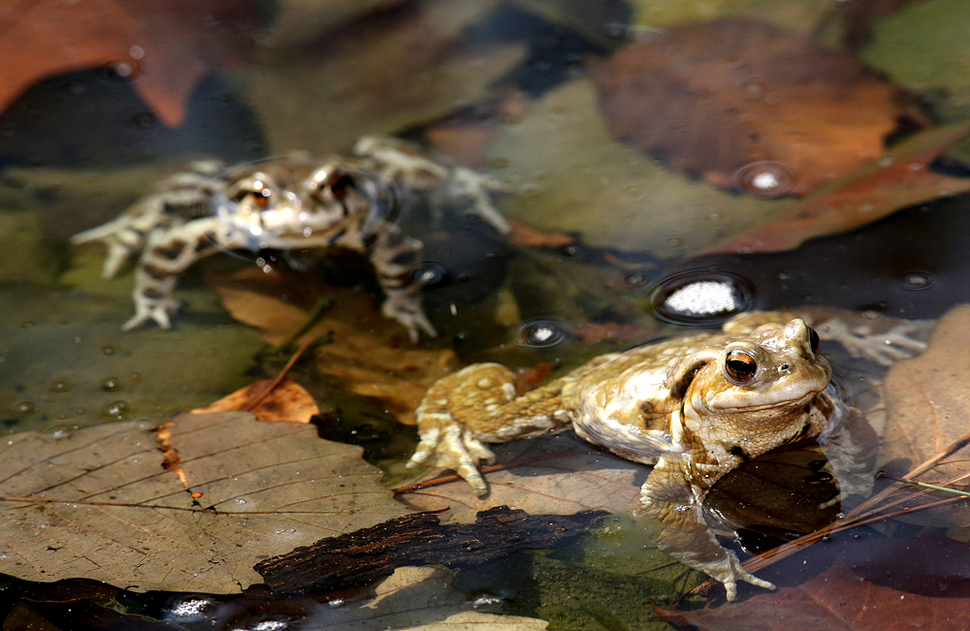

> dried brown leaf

[
  {"left": 0, "top": 411, "right": 408, "bottom": 592},
  {"left": 0, "top": 0, "right": 258, "bottom": 127},
  {"left": 590, "top": 19, "right": 911, "bottom": 196},
  {"left": 192, "top": 378, "right": 321, "bottom": 423}
]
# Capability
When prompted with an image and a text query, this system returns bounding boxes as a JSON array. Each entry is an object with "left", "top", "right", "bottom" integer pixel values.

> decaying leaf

[
  {"left": 882, "top": 304, "right": 970, "bottom": 488},
  {"left": 708, "top": 123, "right": 970, "bottom": 254},
  {"left": 0, "top": 0, "right": 259, "bottom": 127},
  {"left": 0, "top": 411, "right": 408, "bottom": 592},
  {"left": 589, "top": 18, "right": 913, "bottom": 196},
  {"left": 300, "top": 566, "right": 548, "bottom": 630},
  {"left": 398, "top": 433, "right": 643, "bottom": 523},
  {"left": 192, "top": 377, "right": 320, "bottom": 423},
  {"left": 213, "top": 269, "right": 460, "bottom": 425}
]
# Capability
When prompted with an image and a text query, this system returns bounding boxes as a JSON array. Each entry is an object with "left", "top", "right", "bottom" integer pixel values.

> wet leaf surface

[
  {"left": 0, "top": 0, "right": 259, "bottom": 127},
  {"left": 213, "top": 268, "right": 460, "bottom": 426},
  {"left": 590, "top": 18, "right": 911, "bottom": 196},
  {"left": 707, "top": 124, "right": 970, "bottom": 254},
  {"left": 0, "top": 411, "right": 408, "bottom": 592}
]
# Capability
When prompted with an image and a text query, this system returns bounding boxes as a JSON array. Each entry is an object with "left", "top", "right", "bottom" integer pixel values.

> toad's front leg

[
  {"left": 637, "top": 457, "right": 775, "bottom": 601},
  {"left": 407, "top": 363, "right": 574, "bottom": 494}
]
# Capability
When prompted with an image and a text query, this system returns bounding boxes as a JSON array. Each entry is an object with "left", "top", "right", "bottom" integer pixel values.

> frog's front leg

[
  {"left": 637, "top": 457, "right": 775, "bottom": 601},
  {"left": 407, "top": 363, "right": 574, "bottom": 494},
  {"left": 123, "top": 217, "right": 239, "bottom": 330},
  {"left": 367, "top": 224, "right": 436, "bottom": 341}
]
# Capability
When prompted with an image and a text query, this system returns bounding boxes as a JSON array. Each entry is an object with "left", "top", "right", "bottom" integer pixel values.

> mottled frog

[
  {"left": 407, "top": 312, "right": 875, "bottom": 600},
  {"left": 72, "top": 136, "right": 509, "bottom": 340}
]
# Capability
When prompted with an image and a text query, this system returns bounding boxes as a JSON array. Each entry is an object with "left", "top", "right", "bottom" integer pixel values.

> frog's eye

[
  {"left": 327, "top": 173, "right": 352, "bottom": 199},
  {"left": 809, "top": 327, "right": 820, "bottom": 354},
  {"left": 724, "top": 350, "right": 758, "bottom": 384},
  {"left": 230, "top": 183, "right": 272, "bottom": 208}
]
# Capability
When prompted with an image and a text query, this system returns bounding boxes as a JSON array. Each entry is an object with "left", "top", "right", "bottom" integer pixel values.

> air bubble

[
  {"left": 412, "top": 262, "right": 447, "bottom": 287},
  {"left": 14, "top": 401, "right": 35, "bottom": 415},
  {"left": 164, "top": 595, "right": 221, "bottom": 622},
  {"left": 901, "top": 271, "right": 932, "bottom": 291},
  {"left": 47, "top": 426, "right": 73, "bottom": 440},
  {"left": 101, "top": 377, "right": 121, "bottom": 392},
  {"left": 518, "top": 319, "right": 567, "bottom": 348},
  {"left": 103, "top": 400, "right": 129, "bottom": 420},
  {"left": 733, "top": 161, "right": 795, "bottom": 198},
  {"left": 50, "top": 380, "right": 70, "bottom": 393},
  {"left": 102, "top": 346, "right": 116, "bottom": 356}
]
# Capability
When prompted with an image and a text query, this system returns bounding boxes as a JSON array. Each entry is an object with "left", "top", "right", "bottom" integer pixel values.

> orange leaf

[
  {"left": 192, "top": 378, "right": 321, "bottom": 424},
  {"left": 0, "top": 0, "right": 258, "bottom": 127}
]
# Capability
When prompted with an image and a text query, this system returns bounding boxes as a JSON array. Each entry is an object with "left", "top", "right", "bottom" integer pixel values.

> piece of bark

[{"left": 255, "top": 506, "right": 606, "bottom": 595}]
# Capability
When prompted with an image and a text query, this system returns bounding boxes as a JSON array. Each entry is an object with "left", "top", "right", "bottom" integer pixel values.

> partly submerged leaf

[
  {"left": 590, "top": 19, "right": 911, "bottom": 196},
  {"left": 300, "top": 566, "right": 548, "bottom": 630},
  {"left": 0, "top": 411, "right": 408, "bottom": 592},
  {"left": 192, "top": 378, "right": 321, "bottom": 423},
  {"left": 214, "top": 269, "right": 460, "bottom": 426},
  {"left": 656, "top": 561, "right": 964, "bottom": 630},
  {"left": 708, "top": 123, "right": 970, "bottom": 254},
  {"left": 0, "top": 0, "right": 259, "bottom": 127}
]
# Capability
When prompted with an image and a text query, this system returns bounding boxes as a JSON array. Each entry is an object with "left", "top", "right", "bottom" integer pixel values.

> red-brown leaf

[{"left": 0, "top": 0, "right": 259, "bottom": 127}]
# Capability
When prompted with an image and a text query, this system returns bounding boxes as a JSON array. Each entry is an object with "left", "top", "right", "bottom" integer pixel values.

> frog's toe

[{"left": 407, "top": 424, "right": 495, "bottom": 495}]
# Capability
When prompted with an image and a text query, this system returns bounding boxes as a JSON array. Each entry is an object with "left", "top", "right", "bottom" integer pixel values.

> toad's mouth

[{"left": 713, "top": 388, "right": 823, "bottom": 413}]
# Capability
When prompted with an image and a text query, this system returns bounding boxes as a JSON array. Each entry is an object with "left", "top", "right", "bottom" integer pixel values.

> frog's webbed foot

[
  {"left": 122, "top": 295, "right": 182, "bottom": 331},
  {"left": 381, "top": 294, "right": 437, "bottom": 342},
  {"left": 814, "top": 317, "right": 930, "bottom": 366},
  {"left": 692, "top": 549, "right": 776, "bottom": 602}
]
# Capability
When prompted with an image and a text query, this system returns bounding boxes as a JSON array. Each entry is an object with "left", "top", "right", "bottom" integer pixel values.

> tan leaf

[
  {"left": 192, "top": 378, "right": 320, "bottom": 423},
  {"left": 590, "top": 18, "right": 913, "bottom": 196},
  {"left": 213, "top": 270, "right": 460, "bottom": 425},
  {"left": 882, "top": 304, "right": 970, "bottom": 486},
  {"left": 0, "top": 411, "right": 408, "bottom": 592}
]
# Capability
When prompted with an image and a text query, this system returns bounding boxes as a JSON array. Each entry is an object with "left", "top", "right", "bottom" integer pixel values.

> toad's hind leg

[{"left": 407, "top": 363, "right": 573, "bottom": 495}]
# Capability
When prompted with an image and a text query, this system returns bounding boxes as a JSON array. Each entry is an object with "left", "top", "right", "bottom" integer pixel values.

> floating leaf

[
  {"left": 0, "top": 0, "right": 259, "bottom": 127},
  {"left": 589, "top": 18, "right": 912, "bottom": 196},
  {"left": 0, "top": 411, "right": 408, "bottom": 592}
]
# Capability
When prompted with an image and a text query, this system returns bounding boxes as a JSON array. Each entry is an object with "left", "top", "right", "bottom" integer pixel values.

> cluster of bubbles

[{"left": 651, "top": 271, "right": 754, "bottom": 324}]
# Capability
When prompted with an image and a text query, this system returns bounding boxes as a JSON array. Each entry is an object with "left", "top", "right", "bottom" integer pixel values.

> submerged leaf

[
  {"left": 214, "top": 269, "right": 460, "bottom": 426},
  {"left": 708, "top": 123, "right": 970, "bottom": 254},
  {"left": 0, "top": 411, "right": 407, "bottom": 592},
  {"left": 590, "top": 19, "right": 912, "bottom": 196}
]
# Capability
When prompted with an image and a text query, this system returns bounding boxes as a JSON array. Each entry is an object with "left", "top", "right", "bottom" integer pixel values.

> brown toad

[{"left": 407, "top": 313, "right": 874, "bottom": 600}]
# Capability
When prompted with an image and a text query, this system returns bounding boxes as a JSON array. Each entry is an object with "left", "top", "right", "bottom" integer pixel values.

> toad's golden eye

[
  {"left": 724, "top": 350, "right": 757, "bottom": 384},
  {"left": 251, "top": 187, "right": 271, "bottom": 207}
]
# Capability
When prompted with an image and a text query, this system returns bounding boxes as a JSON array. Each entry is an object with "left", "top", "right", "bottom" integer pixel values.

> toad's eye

[
  {"left": 809, "top": 327, "right": 820, "bottom": 354},
  {"left": 231, "top": 185, "right": 271, "bottom": 207},
  {"left": 724, "top": 350, "right": 758, "bottom": 384}
]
